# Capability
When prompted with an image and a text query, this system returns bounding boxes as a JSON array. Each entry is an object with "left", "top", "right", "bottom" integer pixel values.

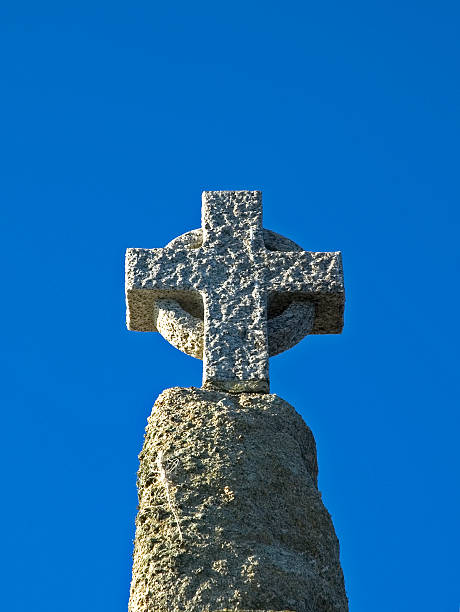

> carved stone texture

[
  {"left": 126, "top": 191, "right": 344, "bottom": 392},
  {"left": 128, "top": 388, "right": 348, "bottom": 612},
  {"left": 152, "top": 297, "right": 315, "bottom": 361}
]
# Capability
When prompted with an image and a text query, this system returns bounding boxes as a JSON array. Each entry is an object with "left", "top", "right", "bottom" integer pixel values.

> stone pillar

[{"left": 128, "top": 388, "right": 348, "bottom": 612}]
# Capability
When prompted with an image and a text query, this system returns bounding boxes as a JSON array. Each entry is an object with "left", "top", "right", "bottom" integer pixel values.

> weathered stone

[
  {"left": 125, "top": 191, "right": 344, "bottom": 392},
  {"left": 152, "top": 297, "right": 315, "bottom": 361},
  {"left": 128, "top": 387, "right": 348, "bottom": 612}
]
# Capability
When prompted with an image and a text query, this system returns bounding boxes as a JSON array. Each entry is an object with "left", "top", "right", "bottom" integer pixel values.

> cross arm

[
  {"left": 125, "top": 246, "right": 201, "bottom": 332},
  {"left": 265, "top": 250, "right": 345, "bottom": 334}
]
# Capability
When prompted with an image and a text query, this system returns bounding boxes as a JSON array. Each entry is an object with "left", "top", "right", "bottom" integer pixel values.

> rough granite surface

[
  {"left": 153, "top": 298, "right": 315, "bottom": 360},
  {"left": 128, "top": 387, "right": 348, "bottom": 612},
  {"left": 126, "top": 191, "right": 344, "bottom": 392}
]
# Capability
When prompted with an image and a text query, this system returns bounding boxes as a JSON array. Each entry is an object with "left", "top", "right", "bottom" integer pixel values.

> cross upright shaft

[
  {"left": 201, "top": 191, "right": 269, "bottom": 391},
  {"left": 125, "top": 191, "right": 344, "bottom": 392}
]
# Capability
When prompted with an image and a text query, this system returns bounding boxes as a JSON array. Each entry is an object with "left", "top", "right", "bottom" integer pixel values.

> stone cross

[{"left": 125, "top": 190, "right": 344, "bottom": 392}]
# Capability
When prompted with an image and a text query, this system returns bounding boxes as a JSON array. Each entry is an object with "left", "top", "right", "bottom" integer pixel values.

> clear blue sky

[{"left": 1, "top": 2, "right": 458, "bottom": 610}]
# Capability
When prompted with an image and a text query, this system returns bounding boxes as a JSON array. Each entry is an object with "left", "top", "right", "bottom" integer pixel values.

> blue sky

[{"left": 1, "top": 2, "right": 459, "bottom": 610}]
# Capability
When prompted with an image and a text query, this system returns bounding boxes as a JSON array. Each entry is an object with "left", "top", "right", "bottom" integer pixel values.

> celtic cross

[{"left": 125, "top": 190, "right": 344, "bottom": 392}]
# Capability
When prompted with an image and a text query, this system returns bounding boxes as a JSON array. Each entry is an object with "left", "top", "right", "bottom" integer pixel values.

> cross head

[{"left": 125, "top": 191, "right": 344, "bottom": 392}]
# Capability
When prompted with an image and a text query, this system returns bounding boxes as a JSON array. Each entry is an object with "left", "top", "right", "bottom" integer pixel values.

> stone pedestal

[{"left": 128, "top": 388, "right": 348, "bottom": 612}]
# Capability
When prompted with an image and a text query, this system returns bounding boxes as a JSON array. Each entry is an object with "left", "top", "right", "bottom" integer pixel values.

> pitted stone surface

[
  {"left": 128, "top": 387, "right": 348, "bottom": 612},
  {"left": 267, "top": 300, "right": 315, "bottom": 357},
  {"left": 154, "top": 299, "right": 204, "bottom": 359},
  {"left": 126, "top": 191, "right": 344, "bottom": 391},
  {"left": 154, "top": 298, "right": 315, "bottom": 360}
]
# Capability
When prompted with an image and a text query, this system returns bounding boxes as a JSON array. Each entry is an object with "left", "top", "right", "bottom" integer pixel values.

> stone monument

[{"left": 125, "top": 191, "right": 348, "bottom": 611}]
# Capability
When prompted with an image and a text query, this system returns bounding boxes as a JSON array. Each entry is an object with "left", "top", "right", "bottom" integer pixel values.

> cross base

[{"left": 128, "top": 387, "right": 349, "bottom": 612}]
